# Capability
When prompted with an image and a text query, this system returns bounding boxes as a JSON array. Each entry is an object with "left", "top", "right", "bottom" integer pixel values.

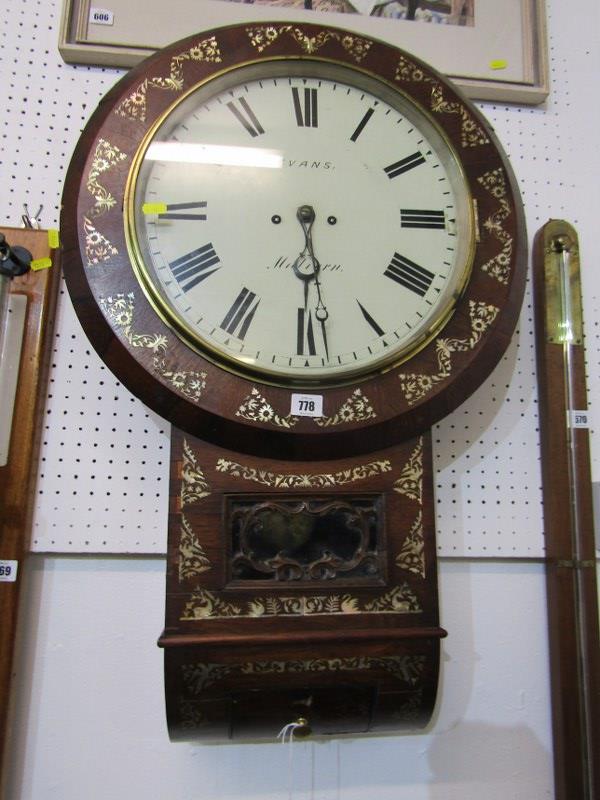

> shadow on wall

[{"left": 426, "top": 720, "right": 552, "bottom": 799}]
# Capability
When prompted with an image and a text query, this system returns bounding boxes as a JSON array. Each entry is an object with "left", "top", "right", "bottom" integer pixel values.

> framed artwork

[{"left": 59, "top": 0, "right": 548, "bottom": 103}]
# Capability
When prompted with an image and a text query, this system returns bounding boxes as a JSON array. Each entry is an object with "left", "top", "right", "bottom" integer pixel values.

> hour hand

[
  {"left": 292, "top": 204, "right": 329, "bottom": 359},
  {"left": 292, "top": 205, "right": 319, "bottom": 280}
]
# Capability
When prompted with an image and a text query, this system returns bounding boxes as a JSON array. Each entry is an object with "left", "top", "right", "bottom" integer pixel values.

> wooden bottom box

[{"left": 161, "top": 633, "right": 442, "bottom": 741}]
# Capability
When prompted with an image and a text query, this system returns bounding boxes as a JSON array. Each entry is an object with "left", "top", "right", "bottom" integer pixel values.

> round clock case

[
  {"left": 61, "top": 20, "right": 526, "bottom": 461},
  {"left": 61, "top": 20, "right": 527, "bottom": 742}
]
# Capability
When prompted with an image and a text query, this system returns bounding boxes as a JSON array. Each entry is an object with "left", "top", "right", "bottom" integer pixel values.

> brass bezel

[{"left": 124, "top": 55, "right": 476, "bottom": 389}]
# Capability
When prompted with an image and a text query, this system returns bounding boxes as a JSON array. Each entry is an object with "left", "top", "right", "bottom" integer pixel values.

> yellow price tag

[
  {"left": 48, "top": 229, "right": 60, "bottom": 249},
  {"left": 142, "top": 202, "right": 168, "bottom": 214},
  {"left": 30, "top": 257, "right": 53, "bottom": 271},
  {"left": 489, "top": 60, "right": 508, "bottom": 71}
]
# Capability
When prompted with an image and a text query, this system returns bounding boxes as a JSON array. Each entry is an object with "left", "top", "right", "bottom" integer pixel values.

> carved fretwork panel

[{"left": 227, "top": 495, "right": 384, "bottom": 585}]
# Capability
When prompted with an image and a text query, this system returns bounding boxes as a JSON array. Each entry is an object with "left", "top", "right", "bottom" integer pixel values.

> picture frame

[{"left": 58, "top": 0, "right": 548, "bottom": 104}]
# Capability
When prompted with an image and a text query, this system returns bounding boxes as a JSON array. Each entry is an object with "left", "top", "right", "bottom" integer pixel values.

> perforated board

[{"left": 1, "top": 0, "right": 598, "bottom": 555}]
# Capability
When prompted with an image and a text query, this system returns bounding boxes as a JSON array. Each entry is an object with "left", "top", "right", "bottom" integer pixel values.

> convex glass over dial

[{"left": 128, "top": 61, "right": 474, "bottom": 385}]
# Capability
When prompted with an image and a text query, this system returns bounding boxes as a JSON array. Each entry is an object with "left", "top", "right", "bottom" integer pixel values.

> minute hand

[{"left": 313, "top": 266, "right": 329, "bottom": 361}]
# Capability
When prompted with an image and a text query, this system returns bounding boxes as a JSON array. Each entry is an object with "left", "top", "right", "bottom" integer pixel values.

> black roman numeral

[
  {"left": 384, "top": 253, "right": 435, "bottom": 297},
  {"left": 401, "top": 209, "right": 446, "bottom": 229},
  {"left": 297, "top": 308, "right": 317, "bottom": 356},
  {"left": 169, "top": 243, "right": 220, "bottom": 292},
  {"left": 384, "top": 152, "right": 426, "bottom": 179},
  {"left": 350, "top": 108, "right": 375, "bottom": 142},
  {"left": 221, "top": 288, "right": 260, "bottom": 340},
  {"left": 292, "top": 87, "right": 318, "bottom": 128},
  {"left": 159, "top": 201, "right": 207, "bottom": 221},
  {"left": 357, "top": 301, "right": 385, "bottom": 336},
  {"left": 226, "top": 98, "right": 265, "bottom": 137}
]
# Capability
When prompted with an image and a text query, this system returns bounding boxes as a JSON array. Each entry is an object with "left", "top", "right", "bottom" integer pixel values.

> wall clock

[{"left": 61, "top": 20, "right": 526, "bottom": 740}]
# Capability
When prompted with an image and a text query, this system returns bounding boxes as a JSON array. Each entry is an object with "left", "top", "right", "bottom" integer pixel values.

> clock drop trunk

[{"left": 160, "top": 428, "right": 445, "bottom": 740}]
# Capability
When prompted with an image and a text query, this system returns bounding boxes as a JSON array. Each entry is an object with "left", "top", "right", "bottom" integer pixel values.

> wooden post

[{"left": 0, "top": 228, "right": 60, "bottom": 798}]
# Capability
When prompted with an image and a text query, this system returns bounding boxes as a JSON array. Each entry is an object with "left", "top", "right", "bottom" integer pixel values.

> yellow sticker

[
  {"left": 142, "top": 202, "right": 168, "bottom": 214},
  {"left": 30, "top": 257, "right": 53, "bottom": 271},
  {"left": 48, "top": 229, "right": 60, "bottom": 248},
  {"left": 490, "top": 60, "right": 508, "bottom": 71}
]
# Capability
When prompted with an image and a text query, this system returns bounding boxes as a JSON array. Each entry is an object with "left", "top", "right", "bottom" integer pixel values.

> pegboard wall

[{"left": 1, "top": 0, "right": 599, "bottom": 556}]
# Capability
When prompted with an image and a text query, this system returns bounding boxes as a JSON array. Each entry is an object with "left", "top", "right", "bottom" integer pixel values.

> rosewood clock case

[{"left": 60, "top": 21, "right": 527, "bottom": 740}]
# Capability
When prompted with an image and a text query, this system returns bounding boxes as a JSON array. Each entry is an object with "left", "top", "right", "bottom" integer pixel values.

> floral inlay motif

[
  {"left": 83, "top": 216, "right": 118, "bottom": 267},
  {"left": 246, "top": 25, "right": 371, "bottom": 62},
  {"left": 393, "top": 689, "right": 425, "bottom": 722},
  {"left": 362, "top": 585, "right": 421, "bottom": 613},
  {"left": 314, "top": 388, "right": 376, "bottom": 427},
  {"left": 100, "top": 293, "right": 206, "bottom": 402},
  {"left": 181, "top": 440, "right": 211, "bottom": 507},
  {"left": 182, "top": 654, "right": 426, "bottom": 693},
  {"left": 214, "top": 457, "right": 392, "bottom": 489},
  {"left": 398, "top": 300, "right": 499, "bottom": 405},
  {"left": 181, "top": 584, "right": 420, "bottom": 620},
  {"left": 179, "top": 698, "right": 206, "bottom": 730},
  {"left": 182, "top": 590, "right": 242, "bottom": 620},
  {"left": 115, "top": 36, "right": 222, "bottom": 122},
  {"left": 393, "top": 437, "right": 423, "bottom": 503},
  {"left": 179, "top": 515, "right": 212, "bottom": 582},
  {"left": 396, "top": 512, "right": 425, "bottom": 579},
  {"left": 86, "top": 138, "right": 128, "bottom": 217},
  {"left": 394, "top": 56, "right": 490, "bottom": 148},
  {"left": 236, "top": 388, "right": 298, "bottom": 429},
  {"left": 477, "top": 168, "right": 513, "bottom": 285}
]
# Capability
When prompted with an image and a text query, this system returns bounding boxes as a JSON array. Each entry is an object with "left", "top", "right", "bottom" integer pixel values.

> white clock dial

[{"left": 127, "top": 61, "right": 474, "bottom": 384}]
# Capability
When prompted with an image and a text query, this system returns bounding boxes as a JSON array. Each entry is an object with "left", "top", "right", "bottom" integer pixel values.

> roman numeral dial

[
  {"left": 159, "top": 202, "right": 207, "bottom": 221},
  {"left": 132, "top": 68, "right": 472, "bottom": 381},
  {"left": 384, "top": 253, "right": 436, "bottom": 297},
  {"left": 220, "top": 288, "right": 260, "bottom": 340},
  {"left": 357, "top": 301, "right": 385, "bottom": 337},
  {"left": 143, "top": 201, "right": 207, "bottom": 221},
  {"left": 297, "top": 308, "right": 317, "bottom": 356},
  {"left": 226, "top": 98, "right": 265, "bottom": 137},
  {"left": 384, "top": 152, "right": 426, "bottom": 179},
  {"left": 350, "top": 108, "right": 375, "bottom": 142},
  {"left": 292, "top": 87, "right": 318, "bottom": 127},
  {"left": 401, "top": 209, "right": 446, "bottom": 229},
  {"left": 169, "top": 244, "right": 220, "bottom": 293}
]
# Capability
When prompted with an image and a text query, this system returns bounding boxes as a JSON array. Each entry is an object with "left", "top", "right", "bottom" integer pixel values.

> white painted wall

[
  {"left": 5, "top": 557, "right": 553, "bottom": 800},
  {"left": 2, "top": 0, "right": 600, "bottom": 797}
]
